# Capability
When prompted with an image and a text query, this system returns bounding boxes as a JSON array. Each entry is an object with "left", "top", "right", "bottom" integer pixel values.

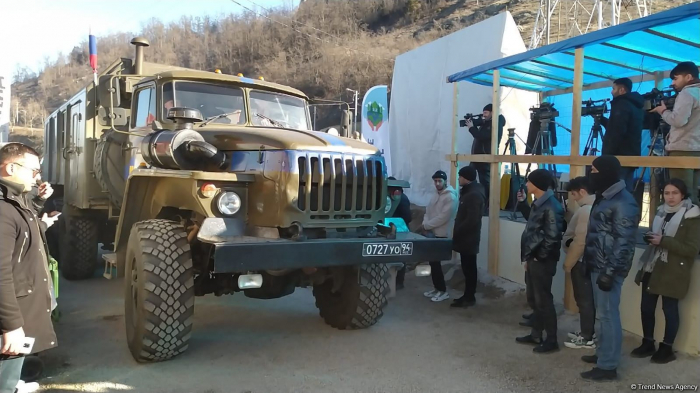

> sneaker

[
  {"left": 423, "top": 289, "right": 438, "bottom": 298},
  {"left": 431, "top": 291, "right": 450, "bottom": 302},
  {"left": 16, "top": 381, "right": 40, "bottom": 393},
  {"left": 565, "top": 336, "right": 596, "bottom": 350},
  {"left": 580, "top": 367, "right": 617, "bottom": 381},
  {"left": 568, "top": 331, "right": 597, "bottom": 340}
]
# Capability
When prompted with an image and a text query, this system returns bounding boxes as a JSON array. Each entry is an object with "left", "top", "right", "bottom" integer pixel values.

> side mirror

[{"left": 98, "top": 75, "right": 121, "bottom": 107}]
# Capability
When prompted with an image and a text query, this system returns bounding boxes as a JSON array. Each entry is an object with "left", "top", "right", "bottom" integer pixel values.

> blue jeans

[
  {"left": 590, "top": 272, "right": 625, "bottom": 371},
  {"left": 0, "top": 356, "right": 24, "bottom": 393}
]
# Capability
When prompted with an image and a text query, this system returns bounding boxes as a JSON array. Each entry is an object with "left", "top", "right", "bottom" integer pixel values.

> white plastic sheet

[{"left": 388, "top": 12, "right": 538, "bottom": 206}]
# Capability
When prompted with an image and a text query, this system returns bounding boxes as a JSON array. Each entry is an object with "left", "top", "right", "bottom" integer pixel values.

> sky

[{"left": 0, "top": 0, "right": 292, "bottom": 79}]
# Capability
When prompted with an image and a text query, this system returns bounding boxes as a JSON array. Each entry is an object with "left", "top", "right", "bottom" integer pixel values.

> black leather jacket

[
  {"left": 519, "top": 190, "right": 565, "bottom": 263},
  {"left": 584, "top": 181, "right": 640, "bottom": 277}
]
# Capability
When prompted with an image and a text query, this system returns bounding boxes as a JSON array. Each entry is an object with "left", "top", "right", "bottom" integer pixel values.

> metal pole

[
  {"left": 354, "top": 90, "right": 359, "bottom": 138},
  {"left": 546, "top": 0, "right": 551, "bottom": 44},
  {"left": 598, "top": 0, "right": 603, "bottom": 30}
]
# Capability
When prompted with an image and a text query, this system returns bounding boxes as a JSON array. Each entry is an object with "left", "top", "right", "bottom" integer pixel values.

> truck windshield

[
  {"left": 163, "top": 82, "right": 247, "bottom": 125},
  {"left": 249, "top": 90, "right": 310, "bottom": 131}
]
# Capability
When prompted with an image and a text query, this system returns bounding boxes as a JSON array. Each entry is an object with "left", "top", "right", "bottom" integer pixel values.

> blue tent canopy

[{"left": 447, "top": 2, "right": 700, "bottom": 94}]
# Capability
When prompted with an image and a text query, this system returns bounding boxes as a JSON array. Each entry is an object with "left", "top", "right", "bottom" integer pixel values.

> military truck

[{"left": 42, "top": 37, "right": 452, "bottom": 363}]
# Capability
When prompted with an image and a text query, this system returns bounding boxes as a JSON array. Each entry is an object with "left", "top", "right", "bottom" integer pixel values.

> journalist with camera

[
  {"left": 593, "top": 78, "right": 645, "bottom": 191},
  {"left": 649, "top": 61, "right": 700, "bottom": 204},
  {"left": 461, "top": 104, "right": 506, "bottom": 209}
]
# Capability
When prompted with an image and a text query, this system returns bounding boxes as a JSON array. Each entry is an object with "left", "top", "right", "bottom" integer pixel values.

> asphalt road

[{"left": 36, "top": 269, "right": 698, "bottom": 393}]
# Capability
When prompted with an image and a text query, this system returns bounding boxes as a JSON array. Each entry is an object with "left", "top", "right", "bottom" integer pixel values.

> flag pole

[{"left": 89, "top": 27, "right": 98, "bottom": 85}]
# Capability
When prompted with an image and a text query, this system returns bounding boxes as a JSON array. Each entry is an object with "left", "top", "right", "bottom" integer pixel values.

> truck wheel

[
  {"left": 60, "top": 216, "right": 98, "bottom": 280},
  {"left": 313, "top": 264, "right": 390, "bottom": 330},
  {"left": 124, "top": 219, "right": 195, "bottom": 363}
]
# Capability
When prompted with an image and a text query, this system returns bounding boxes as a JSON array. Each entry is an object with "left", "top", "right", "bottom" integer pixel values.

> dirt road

[{"left": 37, "top": 270, "right": 698, "bottom": 393}]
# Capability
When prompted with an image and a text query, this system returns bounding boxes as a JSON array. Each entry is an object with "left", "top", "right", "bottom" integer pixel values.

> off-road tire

[
  {"left": 94, "top": 132, "right": 125, "bottom": 208},
  {"left": 124, "top": 219, "right": 195, "bottom": 363},
  {"left": 313, "top": 264, "right": 390, "bottom": 330},
  {"left": 60, "top": 216, "right": 98, "bottom": 280}
]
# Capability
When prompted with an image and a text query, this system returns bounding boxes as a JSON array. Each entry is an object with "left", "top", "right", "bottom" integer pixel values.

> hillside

[{"left": 10, "top": 0, "right": 689, "bottom": 133}]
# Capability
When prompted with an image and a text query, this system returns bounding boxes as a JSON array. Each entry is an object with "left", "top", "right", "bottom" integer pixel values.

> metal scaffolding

[{"left": 529, "top": 0, "right": 653, "bottom": 49}]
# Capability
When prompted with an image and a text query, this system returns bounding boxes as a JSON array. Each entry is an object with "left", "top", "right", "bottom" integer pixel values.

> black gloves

[
  {"left": 596, "top": 272, "right": 614, "bottom": 292},
  {"left": 565, "top": 238, "right": 574, "bottom": 247}
]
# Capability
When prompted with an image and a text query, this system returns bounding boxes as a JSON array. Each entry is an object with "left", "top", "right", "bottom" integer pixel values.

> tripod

[
  {"left": 531, "top": 117, "right": 557, "bottom": 174},
  {"left": 502, "top": 128, "right": 523, "bottom": 220},
  {"left": 582, "top": 116, "right": 604, "bottom": 156},
  {"left": 634, "top": 121, "right": 670, "bottom": 195}
]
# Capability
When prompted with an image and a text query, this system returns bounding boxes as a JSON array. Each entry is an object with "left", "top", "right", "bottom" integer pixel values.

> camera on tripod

[
  {"left": 529, "top": 102, "right": 559, "bottom": 120},
  {"left": 642, "top": 88, "right": 676, "bottom": 111},
  {"left": 581, "top": 98, "right": 609, "bottom": 118},
  {"left": 459, "top": 113, "right": 484, "bottom": 128}
]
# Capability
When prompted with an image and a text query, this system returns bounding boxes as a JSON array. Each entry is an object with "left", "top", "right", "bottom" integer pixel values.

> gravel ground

[{"left": 35, "top": 270, "right": 699, "bottom": 393}]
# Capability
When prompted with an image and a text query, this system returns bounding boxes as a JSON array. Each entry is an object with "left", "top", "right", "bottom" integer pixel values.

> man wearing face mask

[
  {"left": 0, "top": 143, "right": 58, "bottom": 393},
  {"left": 580, "top": 155, "right": 639, "bottom": 381}
]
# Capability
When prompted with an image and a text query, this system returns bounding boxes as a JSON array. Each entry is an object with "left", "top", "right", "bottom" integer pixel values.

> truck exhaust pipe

[{"left": 130, "top": 37, "right": 150, "bottom": 75}]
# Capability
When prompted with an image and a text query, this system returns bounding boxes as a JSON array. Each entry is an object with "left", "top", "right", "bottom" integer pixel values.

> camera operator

[
  {"left": 596, "top": 78, "right": 645, "bottom": 192},
  {"left": 650, "top": 61, "right": 700, "bottom": 204},
  {"left": 465, "top": 104, "right": 506, "bottom": 210}
]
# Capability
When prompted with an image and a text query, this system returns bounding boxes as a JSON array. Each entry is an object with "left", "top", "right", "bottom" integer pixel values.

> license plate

[{"left": 362, "top": 242, "right": 413, "bottom": 257}]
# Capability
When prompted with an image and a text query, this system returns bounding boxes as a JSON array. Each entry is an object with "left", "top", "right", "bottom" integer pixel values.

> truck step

[{"left": 103, "top": 253, "right": 118, "bottom": 280}]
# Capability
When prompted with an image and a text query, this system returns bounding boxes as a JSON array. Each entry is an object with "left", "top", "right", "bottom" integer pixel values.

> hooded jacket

[
  {"left": 0, "top": 178, "right": 57, "bottom": 354},
  {"left": 664, "top": 82, "right": 700, "bottom": 152},
  {"left": 562, "top": 194, "right": 595, "bottom": 272},
  {"left": 584, "top": 180, "right": 640, "bottom": 277},
  {"left": 601, "top": 92, "right": 645, "bottom": 156},
  {"left": 422, "top": 184, "right": 458, "bottom": 238}
]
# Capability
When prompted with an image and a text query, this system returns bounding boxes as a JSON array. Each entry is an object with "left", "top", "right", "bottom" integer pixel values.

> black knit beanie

[
  {"left": 458, "top": 166, "right": 477, "bottom": 181},
  {"left": 528, "top": 169, "right": 554, "bottom": 192},
  {"left": 483, "top": 104, "right": 493, "bottom": 112}
]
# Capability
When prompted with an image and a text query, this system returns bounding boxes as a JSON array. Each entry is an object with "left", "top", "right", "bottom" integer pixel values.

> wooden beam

[
  {"left": 449, "top": 83, "right": 459, "bottom": 189},
  {"left": 569, "top": 48, "right": 585, "bottom": 179},
  {"left": 445, "top": 154, "right": 700, "bottom": 169},
  {"left": 488, "top": 70, "right": 502, "bottom": 277}
]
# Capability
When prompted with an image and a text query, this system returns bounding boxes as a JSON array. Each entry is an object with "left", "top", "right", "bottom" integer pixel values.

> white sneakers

[
  {"left": 568, "top": 331, "right": 597, "bottom": 340},
  {"left": 423, "top": 289, "right": 450, "bottom": 302},
  {"left": 565, "top": 332, "right": 597, "bottom": 349},
  {"left": 16, "top": 380, "right": 40, "bottom": 393}
]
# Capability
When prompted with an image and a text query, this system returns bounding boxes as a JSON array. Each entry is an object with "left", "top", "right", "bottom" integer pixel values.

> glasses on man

[{"left": 13, "top": 162, "right": 41, "bottom": 177}]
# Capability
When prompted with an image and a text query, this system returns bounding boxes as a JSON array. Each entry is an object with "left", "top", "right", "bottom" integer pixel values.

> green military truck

[{"left": 42, "top": 37, "right": 452, "bottom": 363}]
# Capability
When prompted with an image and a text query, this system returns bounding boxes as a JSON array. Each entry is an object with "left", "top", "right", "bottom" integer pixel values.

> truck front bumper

[{"left": 210, "top": 232, "right": 452, "bottom": 274}]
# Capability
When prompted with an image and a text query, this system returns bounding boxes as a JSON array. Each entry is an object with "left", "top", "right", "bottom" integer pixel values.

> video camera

[
  {"left": 459, "top": 113, "right": 484, "bottom": 128},
  {"left": 529, "top": 102, "right": 559, "bottom": 121},
  {"left": 581, "top": 98, "right": 609, "bottom": 118},
  {"left": 642, "top": 88, "right": 676, "bottom": 111}
]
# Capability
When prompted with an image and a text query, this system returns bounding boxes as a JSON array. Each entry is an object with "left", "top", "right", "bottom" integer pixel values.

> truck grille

[{"left": 297, "top": 154, "right": 384, "bottom": 216}]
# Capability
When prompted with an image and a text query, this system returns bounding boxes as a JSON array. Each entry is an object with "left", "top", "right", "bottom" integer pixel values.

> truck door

[{"left": 64, "top": 96, "right": 86, "bottom": 207}]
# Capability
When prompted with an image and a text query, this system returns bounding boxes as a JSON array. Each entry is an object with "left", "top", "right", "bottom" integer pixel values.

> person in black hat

[
  {"left": 465, "top": 103, "right": 506, "bottom": 211},
  {"left": 419, "top": 170, "right": 458, "bottom": 303},
  {"left": 450, "top": 166, "right": 485, "bottom": 308},
  {"left": 515, "top": 169, "right": 564, "bottom": 354},
  {"left": 388, "top": 177, "right": 412, "bottom": 290},
  {"left": 580, "top": 155, "right": 639, "bottom": 381}
]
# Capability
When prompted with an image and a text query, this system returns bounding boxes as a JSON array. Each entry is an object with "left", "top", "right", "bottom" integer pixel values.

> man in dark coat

[
  {"left": 598, "top": 78, "right": 645, "bottom": 191},
  {"left": 466, "top": 103, "right": 506, "bottom": 209},
  {"left": 0, "top": 143, "right": 58, "bottom": 392},
  {"left": 450, "top": 166, "right": 485, "bottom": 308},
  {"left": 580, "top": 155, "right": 639, "bottom": 382},
  {"left": 515, "top": 169, "right": 565, "bottom": 354},
  {"left": 388, "top": 177, "right": 412, "bottom": 290}
]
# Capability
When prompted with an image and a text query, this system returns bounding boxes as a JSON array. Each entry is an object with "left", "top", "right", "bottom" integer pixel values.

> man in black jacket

[
  {"left": 597, "top": 78, "right": 645, "bottom": 191},
  {"left": 580, "top": 155, "right": 639, "bottom": 382},
  {"left": 466, "top": 104, "right": 506, "bottom": 208},
  {"left": 515, "top": 169, "right": 565, "bottom": 354},
  {"left": 0, "top": 143, "right": 58, "bottom": 393},
  {"left": 450, "top": 166, "right": 485, "bottom": 308},
  {"left": 388, "top": 177, "right": 412, "bottom": 290}
]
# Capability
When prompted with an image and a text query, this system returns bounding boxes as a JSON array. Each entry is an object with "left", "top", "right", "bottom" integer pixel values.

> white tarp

[
  {"left": 388, "top": 12, "right": 538, "bottom": 206},
  {"left": 361, "top": 85, "right": 391, "bottom": 175},
  {"left": 0, "top": 71, "right": 9, "bottom": 143}
]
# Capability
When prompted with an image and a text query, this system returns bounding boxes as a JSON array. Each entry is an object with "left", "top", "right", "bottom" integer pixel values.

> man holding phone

[{"left": 0, "top": 143, "right": 58, "bottom": 393}]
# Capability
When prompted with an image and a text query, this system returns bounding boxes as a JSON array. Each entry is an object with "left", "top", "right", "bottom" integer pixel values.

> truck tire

[
  {"left": 124, "top": 219, "right": 195, "bottom": 363},
  {"left": 313, "top": 264, "right": 390, "bottom": 330},
  {"left": 60, "top": 216, "right": 98, "bottom": 280}
]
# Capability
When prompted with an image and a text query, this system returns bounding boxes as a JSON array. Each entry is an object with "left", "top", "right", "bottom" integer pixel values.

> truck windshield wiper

[
  {"left": 199, "top": 110, "right": 243, "bottom": 127},
  {"left": 254, "top": 113, "right": 285, "bottom": 128}
]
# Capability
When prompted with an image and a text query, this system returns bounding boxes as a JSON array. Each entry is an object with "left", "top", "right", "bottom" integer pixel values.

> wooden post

[
  {"left": 564, "top": 47, "right": 585, "bottom": 313},
  {"left": 648, "top": 71, "right": 665, "bottom": 227},
  {"left": 449, "top": 83, "right": 459, "bottom": 188},
  {"left": 488, "top": 70, "right": 502, "bottom": 276}
]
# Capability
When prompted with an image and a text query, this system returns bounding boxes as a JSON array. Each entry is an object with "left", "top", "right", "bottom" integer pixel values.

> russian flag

[{"left": 89, "top": 34, "right": 97, "bottom": 71}]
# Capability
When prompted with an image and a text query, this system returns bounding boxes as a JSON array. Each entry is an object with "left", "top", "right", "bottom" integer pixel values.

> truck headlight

[
  {"left": 384, "top": 196, "right": 392, "bottom": 214},
  {"left": 217, "top": 191, "right": 242, "bottom": 215}
]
